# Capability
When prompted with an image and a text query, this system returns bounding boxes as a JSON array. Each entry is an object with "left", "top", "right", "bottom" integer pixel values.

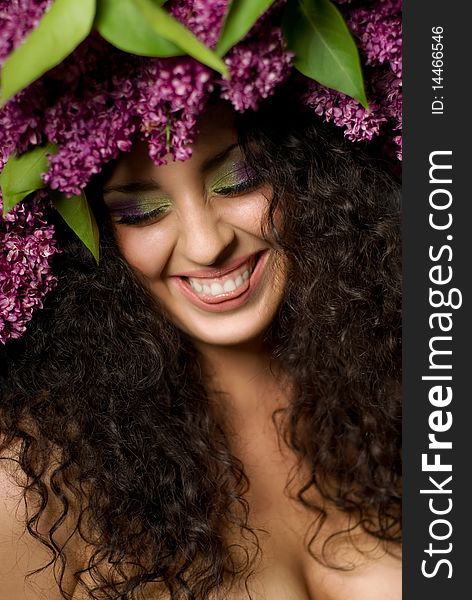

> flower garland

[{"left": 0, "top": 0, "right": 402, "bottom": 343}]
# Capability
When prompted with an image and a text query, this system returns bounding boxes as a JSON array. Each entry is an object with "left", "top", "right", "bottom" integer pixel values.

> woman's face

[{"left": 103, "top": 104, "right": 287, "bottom": 347}]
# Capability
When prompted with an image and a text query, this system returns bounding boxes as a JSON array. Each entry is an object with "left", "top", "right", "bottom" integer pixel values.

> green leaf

[
  {"left": 52, "top": 191, "right": 100, "bottom": 264},
  {"left": 95, "top": 0, "right": 182, "bottom": 57},
  {"left": 0, "top": 0, "right": 96, "bottom": 105},
  {"left": 0, "top": 144, "right": 57, "bottom": 215},
  {"left": 283, "top": 0, "right": 368, "bottom": 108},
  {"left": 131, "top": 0, "right": 229, "bottom": 76},
  {"left": 216, "top": 0, "right": 276, "bottom": 56}
]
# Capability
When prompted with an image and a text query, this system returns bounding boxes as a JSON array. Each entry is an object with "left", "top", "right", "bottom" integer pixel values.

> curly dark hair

[{"left": 0, "top": 94, "right": 401, "bottom": 599}]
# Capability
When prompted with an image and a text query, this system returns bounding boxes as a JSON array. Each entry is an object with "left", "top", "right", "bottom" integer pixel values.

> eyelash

[
  {"left": 114, "top": 206, "right": 168, "bottom": 226},
  {"left": 114, "top": 175, "right": 263, "bottom": 226},
  {"left": 213, "top": 175, "right": 262, "bottom": 197}
]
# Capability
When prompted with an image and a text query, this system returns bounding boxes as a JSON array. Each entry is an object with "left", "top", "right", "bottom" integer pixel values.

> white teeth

[
  {"left": 211, "top": 283, "right": 224, "bottom": 295},
  {"left": 223, "top": 279, "right": 236, "bottom": 292},
  {"left": 187, "top": 256, "right": 258, "bottom": 297}
]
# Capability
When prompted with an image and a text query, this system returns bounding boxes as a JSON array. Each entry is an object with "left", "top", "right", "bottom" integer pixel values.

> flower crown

[{"left": 0, "top": 0, "right": 402, "bottom": 344}]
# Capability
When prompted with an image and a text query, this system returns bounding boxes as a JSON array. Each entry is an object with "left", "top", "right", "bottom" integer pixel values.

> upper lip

[{"left": 176, "top": 251, "right": 261, "bottom": 279}]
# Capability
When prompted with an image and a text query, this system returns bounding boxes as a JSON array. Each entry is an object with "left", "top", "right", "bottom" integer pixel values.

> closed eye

[
  {"left": 109, "top": 202, "right": 172, "bottom": 226},
  {"left": 212, "top": 175, "right": 263, "bottom": 197}
]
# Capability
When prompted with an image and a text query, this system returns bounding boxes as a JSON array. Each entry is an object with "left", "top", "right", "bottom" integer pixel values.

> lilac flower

[
  {"left": 0, "top": 80, "right": 47, "bottom": 169},
  {"left": 303, "top": 0, "right": 402, "bottom": 157},
  {"left": 0, "top": 0, "right": 51, "bottom": 64},
  {"left": 392, "top": 135, "right": 401, "bottom": 160},
  {"left": 348, "top": 3, "right": 402, "bottom": 77},
  {"left": 0, "top": 0, "right": 403, "bottom": 343},
  {"left": 0, "top": 1, "right": 55, "bottom": 165},
  {"left": 373, "top": 70, "right": 402, "bottom": 158},
  {"left": 42, "top": 84, "right": 137, "bottom": 196},
  {"left": 220, "top": 27, "right": 293, "bottom": 112},
  {"left": 135, "top": 57, "right": 214, "bottom": 164},
  {"left": 304, "top": 81, "right": 387, "bottom": 142},
  {"left": 168, "top": 0, "right": 228, "bottom": 47},
  {"left": 42, "top": 43, "right": 138, "bottom": 196},
  {"left": 304, "top": 65, "right": 402, "bottom": 158},
  {"left": 0, "top": 190, "right": 58, "bottom": 344}
]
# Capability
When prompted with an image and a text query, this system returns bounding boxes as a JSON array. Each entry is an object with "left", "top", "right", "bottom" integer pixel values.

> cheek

[
  {"left": 113, "top": 225, "right": 175, "bottom": 280},
  {"left": 220, "top": 191, "right": 271, "bottom": 237}
]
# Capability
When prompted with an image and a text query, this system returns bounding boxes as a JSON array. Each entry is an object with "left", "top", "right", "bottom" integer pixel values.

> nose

[{"left": 177, "top": 201, "right": 236, "bottom": 266}]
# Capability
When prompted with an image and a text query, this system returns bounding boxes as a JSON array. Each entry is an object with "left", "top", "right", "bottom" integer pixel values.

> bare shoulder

[
  {"left": 0, "top": 451, "right": 170, "bottom": 600},
  {"left": 0, "top": 451, "right": 78, "bottom": 600}
]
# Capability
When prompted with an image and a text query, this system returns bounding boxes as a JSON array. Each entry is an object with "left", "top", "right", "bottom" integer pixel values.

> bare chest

[
  {"left": 202, "top": 416, "right": 402, "bottom": 600},
  {"left": 217, "top": 489, "right": 402, "bottom": 600}
]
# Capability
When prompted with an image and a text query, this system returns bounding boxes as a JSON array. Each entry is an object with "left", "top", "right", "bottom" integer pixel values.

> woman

[{"left": 0, "top": 1, "right": 402, "bottom": 598}]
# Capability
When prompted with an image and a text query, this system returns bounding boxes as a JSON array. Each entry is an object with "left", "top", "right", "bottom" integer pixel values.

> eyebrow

[
  {"left": 103, "top": 180, "right": 162, "bottom": 196},
  {"left": 102, "top": 142, "right": 239, "bottom": 196},
  {"left": 202, "top": 142, "right": 238, "bottom": 173}
]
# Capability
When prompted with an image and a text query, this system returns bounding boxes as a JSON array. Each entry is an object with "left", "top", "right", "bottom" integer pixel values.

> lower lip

[{"left": 174, "top": 251, "right": 269, "bottom": 313}]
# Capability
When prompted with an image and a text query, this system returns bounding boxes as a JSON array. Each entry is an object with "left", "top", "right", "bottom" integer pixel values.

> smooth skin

[
  {"left": 0, "top": 104, "right": 401, "bottom": 599},
  {"left": 104, "top": 104, "right": 287, "bottom": 349}
]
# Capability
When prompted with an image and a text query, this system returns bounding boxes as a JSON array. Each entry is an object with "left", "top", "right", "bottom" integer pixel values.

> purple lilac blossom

[
  {"left": 0, "top": 0, "right": 51, "bottom": 64},
  {"left": 148, "top": 0, "right": 226, "bottom": 164},
  {"left": 374, "top": 69, "right": 402, "bottom": 159},
  {"left": 0, "top": 0, "right": 403, "bottom": 343},
  {"left": 42, "top": 71, "right": 137, "bottom": 196},
  {"left": 0, "top": 80, "right": 47, "bottom": 166},
  {"left": 304, "top": 82, "right": 387, "bottom": 143},
  {"left": 168, "top": 0, "right": 228, "bottom": 47},
  {"left": 348, "top": 1, "right": 402, "bottom": 77},
  {"left": 136, "top": 57, "right": 214, "bottom": 164},
  {"left": 0, "top": 190, "right": 58, "bottom": 344},
  {"left": 304, "top": 0, "right": 402, "bottom": 158},
  {"left": 0, "top": 0, "right": 52, "bottom": 166},
  {"left": 40, "top": 38, "right": 138, "bottom": 196},
  {"left": 220, "top": 27, "right": 293, "bottom": 112}
]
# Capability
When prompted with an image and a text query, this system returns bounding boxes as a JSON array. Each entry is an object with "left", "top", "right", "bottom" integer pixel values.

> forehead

[{"left": 106, "top": 102, "right": 238, "bottom": 186}]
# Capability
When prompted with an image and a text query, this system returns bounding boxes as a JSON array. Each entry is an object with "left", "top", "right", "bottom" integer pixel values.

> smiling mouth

[{"left": 180, "top": 252, "right": 262, "bottom": 304}]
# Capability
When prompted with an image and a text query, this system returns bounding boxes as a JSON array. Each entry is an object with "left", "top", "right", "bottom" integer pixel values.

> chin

[
  {"left": 188, "top": 323, "right": 270, "bottom": 348},
  {"left": 173, "top": 275, "right": 287, "bottom": 348},
  {"left": 152, "top": 252, "right": 288, "bottom": 349}
]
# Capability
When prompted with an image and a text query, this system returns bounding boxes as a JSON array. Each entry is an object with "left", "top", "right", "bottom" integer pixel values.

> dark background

[{"left": 403, "top": 2, "right": 470, "bottom": 597}]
